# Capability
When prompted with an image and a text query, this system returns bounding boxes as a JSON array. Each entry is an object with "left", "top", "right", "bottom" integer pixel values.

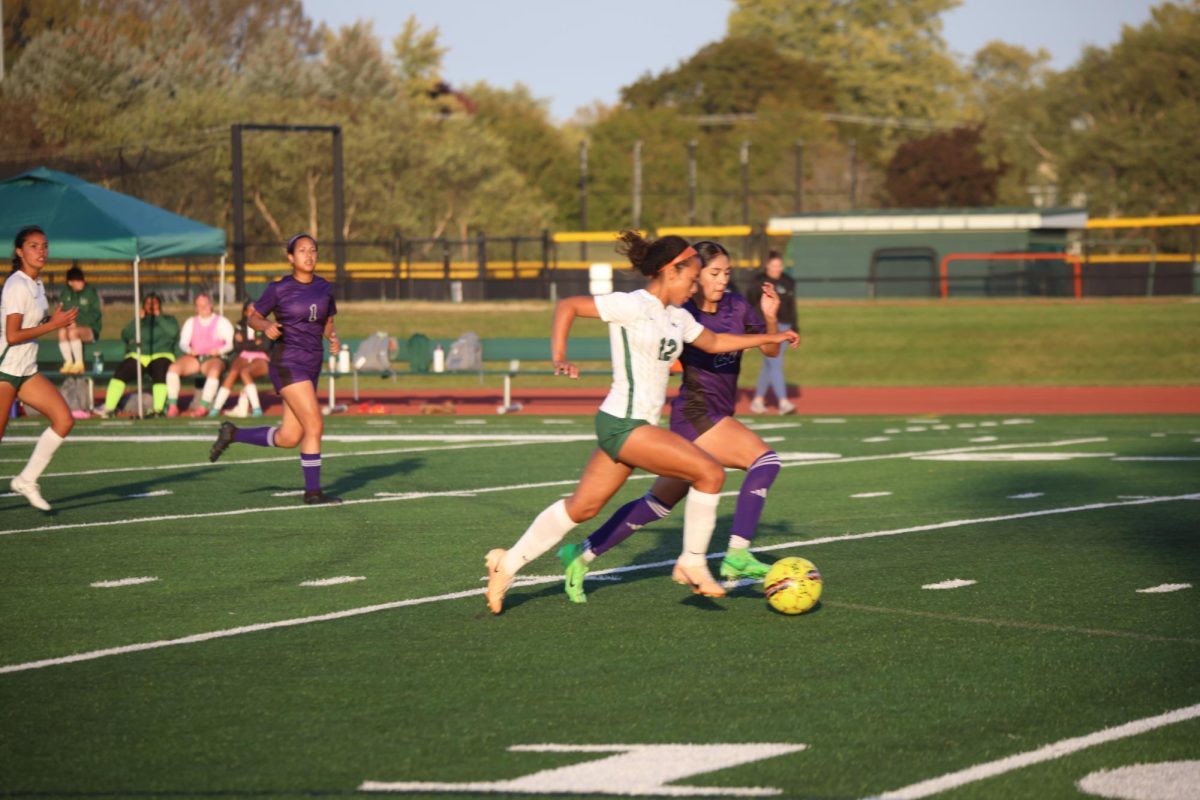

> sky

[{"left": 301, "top": 0, "right": 1162, "bottom": 122}]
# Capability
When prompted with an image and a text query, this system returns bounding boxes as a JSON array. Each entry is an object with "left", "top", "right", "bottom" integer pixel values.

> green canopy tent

[{"left": 0, "top": 167, "right": 227, "bottom": 417}]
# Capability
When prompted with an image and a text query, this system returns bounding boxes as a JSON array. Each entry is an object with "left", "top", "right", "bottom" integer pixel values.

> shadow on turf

[
  {"left": 49, "top": 468, "right": 211, "bottom": 511},
  {"left": 253, "top": 458, "right": 425, "bottom": 499}
]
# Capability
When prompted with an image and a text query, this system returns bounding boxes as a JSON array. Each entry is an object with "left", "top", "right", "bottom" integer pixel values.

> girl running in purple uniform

[
  {"left": 484, "top": 232, "right": 798, "bottom": 615},
  {"left": 208, "top": 234, "right": 342, "bottom": 505},
  {"left": 558, "top": 241, "right": 792, "bottom": 603}
]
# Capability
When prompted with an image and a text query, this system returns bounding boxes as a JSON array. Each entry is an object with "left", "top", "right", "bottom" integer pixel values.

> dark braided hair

[
  {"left": 615, "top": 230, "right": 694, "bottom": 277},
  {"left": 11, "top": 226, "right": 45, "bottom": 273}
]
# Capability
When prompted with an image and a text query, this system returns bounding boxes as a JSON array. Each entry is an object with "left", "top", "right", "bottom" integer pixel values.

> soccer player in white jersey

[
  {"left": 0, "top": 226, "right": 80, "bottom": 511},
  {"left": 484, "top": 231, "right": 799, "bottom": 614}
]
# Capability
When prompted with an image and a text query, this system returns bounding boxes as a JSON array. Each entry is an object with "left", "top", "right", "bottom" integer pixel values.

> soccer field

[{"left": 1, "top": 414, "right": 1198, "bottom": 799}]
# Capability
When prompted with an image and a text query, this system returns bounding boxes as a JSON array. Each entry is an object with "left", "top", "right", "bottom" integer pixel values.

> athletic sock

[
  {"left": 18, "top": 428, "right": 65, "bottom": 483},
  {"left": 152, "top": 383, "right": 168, "bottom": 413},
  {"left": 233, "top": 425, "right": 276, "bottom": 447},
  {"left": 501, "top": 499, "right": 577, "bottom": 575},
  {"left": 165, "top": 372, "right": 181, "bottom": 406},
  {"left": 104, "top": 379, "right": 126, "bottom": 411},
  {"left": 70, "top": 339, "right": 83, "bottom": 366},
  {"left": 212, "top": 387, "right": 231, "bottom": 413},
  {"left": 679, "top": 488, "right": 721, "bottom": 567},
  {"left": 199, "top": 377, "right": 219, "bottom": 408},
  {"left": 730, "top": 451, "right": 782, "bottom": 546},
  {"left": 58, "top": 341, "right": 73, "bottom": 365},
  {"left": 243, "top": 382, "right": 261, "bottom": 411},
  {"left": 300, "top": 452, "right": 321, "bottom": 492},
  {"left": 584, "top": 492, "right": 675, "bottom": 557}
]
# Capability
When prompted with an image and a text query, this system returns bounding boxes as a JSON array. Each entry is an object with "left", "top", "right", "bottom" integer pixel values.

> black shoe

[
  {"left": 210, "top": 421, "right": 238, "bottom": 462},
  {"left": 303, "top": 490, "right": 343, "bottom": 505}
]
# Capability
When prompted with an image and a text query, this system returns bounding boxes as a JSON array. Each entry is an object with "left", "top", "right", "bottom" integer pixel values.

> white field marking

[
  {"left": 542, "top": 419, "right": 576, "bottom": 425},
  {"left": 0, "top": 459, "right": 30, "bottom": 463},
  {"left": 931, "top": 425, "right": 951, "bottom": 431},
  {"left": 852, "top": 491, "right": 892, "bottom": 499},
  {"left": 4, "top": 493, "right": 1199, "bottom": 675},
  {"left": 0, "top": 493, "right": 16, "bottom": 498},
  {"left": 862, "top": 437, "right": 892, "bottom": 443},
  {"left": 0, "top": 438, "right": 1116, "bottom": 539},
  {"left": 1136, "top": 583, "right": 1192, "bottom": 594},
  {"left": 969, "top": 436, "right": 999, "bottom": 443},
  {"left": 374, "top": 491, "right": 478, "bottom": 499},
  {"left": 762, "top": 436, "right": 786, "bottom": 443},
  {"left": 3, "top": 433, "right": 591, "bottom": 445},
  {"left": 828, "top": 601, "right": 1200, "bottom": 647},
  {"left": 1151, "top": 432, "right": 1167, "bottom": 438},
  {"left": 874, "top": 703, "right": 1200, "bottom": 800},
  {"left": 745, "top": 422, "right": 802, "bottom": 431},
  {"left": 722, "top": 578, "right": 760, "bottom": 590},
  {"left": 1113, "top": 456, "right": 1200, "bottom": 462},
  {"left": 0, "top": 438, "right": 577, "bottom": 481},
  {"left": 956, "top": 422, "right": 977, "bottom": 429},
  {"left": 884, "top": 428, "right": 902, "bottom": 434},
  {"left": 980, "top": 421, "right": 999, "bottom": 427},
  {"left": 454, "top": 419, "right": 487, "bottom": 425},
  {"left": 922, "top": 578, "right": 976, "bottom": 590},
  {"left": 98, "top": 421, "right": 134, "bottom": 427},
  {"left": 907, "top": 418, "right": 941, "bottom": 424},
  {"left": 125, "top": 490, "right": 173, "bottom": 499},
  {"left": 478, "top": 574, "right": 624, "bottom": 586},
  {"left": 90, "top": 577, "right": 158, "bottom": 588},
  {"left": 366, "top": 420, "right": 397, "bottom": 425},
  {"left": 776, "top": 452, "right": 842, "bottom": 461},
  {"left": 1118, "top": 495, "right": 1154, "bottom": 500},
  {"left": 1003, "top": 418, "right": 1035, "bottom": 425},
  {"left": 1078, "top": 760, "right": 1200, "bottom": 800},
  {"left": 915, "top": 452, "right": 1115, "bottom": 462},
  {"left": 905, "top": 426, "right": 928, "bottom": 432},
  {"left": 300, "top": 576, "right": 365, "bottom": 587},
  {"left": 272, "top": 490, "right": 305, "bottom": 497},
  {"left": 812, "top": 417, "right": 846, "bottom": 423},
  {"left": 1009, "top": 492, "right": 1044, "bottom": 499}
]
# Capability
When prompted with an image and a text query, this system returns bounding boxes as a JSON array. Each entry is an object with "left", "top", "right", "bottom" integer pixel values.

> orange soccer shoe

[
  {"left": 485, "top": 548, "right": 515, "bottom": 615},
  {"left": 672, "top": 561, "right": 727, "bottom": 598}
]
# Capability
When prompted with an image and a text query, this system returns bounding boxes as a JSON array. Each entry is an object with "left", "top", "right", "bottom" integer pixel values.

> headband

[
  {"left": 287, "top": 233, "right": 316, "bottom": 253},
  {"left": 658, "top": 245, "right": 697, "bottom": 273}
]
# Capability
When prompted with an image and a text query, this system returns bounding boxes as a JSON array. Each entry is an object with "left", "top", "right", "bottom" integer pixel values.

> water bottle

[
  {"left": 93, "top": 351, "right": 104, "bottom": 375},
  {"left": 432, "top": 344, "right": 445, "bottom": 373}
]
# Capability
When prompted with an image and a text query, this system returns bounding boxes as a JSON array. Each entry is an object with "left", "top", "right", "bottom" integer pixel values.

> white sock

[
  {"left": 243, "top": 382, "right": 260, "bottom": 410},
  {"left": 212, "top": 386, "right": 231, "bottom": 412},
  {"left": 233, "top": 393, "right": 250, "bottom": 414},
  {"left": 70, "top": 338, "right": 83, "bottom": 365},
  {"left": 58, "top": 341, "right": 73, "bottom": 365},
  {"left": 729, "top": 534, "right": 752, "bottom": 550},
  {"left": 201, "top": 377, "right": 219, "bottom": 405},
  {"left": 19, "top": 428, "right": 65, "bottom": 483},
  {"left": 501, "top": 499, "right": 577, "bottom": 575},
  {"left": 166, "top": 371, "right": 181, "bottom": 402},
  {"left": 680, "top": 488, "right": 721, "bottom": 567},
  {"left": 581, "top": 548, "right": 597, "bottom": 563}
]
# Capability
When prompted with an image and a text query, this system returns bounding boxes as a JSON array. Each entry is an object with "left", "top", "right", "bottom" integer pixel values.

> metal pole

[
  {"left": 579, "top": 140, "right": 588, "bottom": 261},
  {"left": 132, "top": 257, "right": 143, "bottom": 419},
  {"left": 848, "top": 139, "right": 858, "bottom": 209},
  {"left": 687, "top": 140, "right": 697, "bottom": 226},
  {"left": 794, "top": 140, "right": 804, "bottom": 214},
  {"left": 217, "top": 254, "right": 226, "bottom": 319},
  {"left": 740, "top": 140, "right": 751, "bottom": 226},
  {"left": 331, "top": 126, "right": 347, "bottom": 300},
  {"left": 230, "top": 125, "right": 246, "bottom": 300},
  {"left": 632, "top": 140, "right": 643, "bottom": 230}
]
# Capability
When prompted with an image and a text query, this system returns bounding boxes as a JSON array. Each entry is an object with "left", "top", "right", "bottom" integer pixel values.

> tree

[{"left": 884, "top": 125, "right": 1004, "bottom": 207}]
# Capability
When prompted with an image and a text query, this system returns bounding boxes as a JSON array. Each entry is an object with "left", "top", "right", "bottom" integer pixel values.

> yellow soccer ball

[{"left": 764, "top": 557, "right": 823, "bottom": 615}]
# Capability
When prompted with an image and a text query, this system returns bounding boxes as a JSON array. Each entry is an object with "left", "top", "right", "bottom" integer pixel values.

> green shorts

[
  {"left": 0, "top": 371, "right": 35, "bottom": 390},
  {"left": 594, "top": 411, "right": 648, "bottom": 462}
]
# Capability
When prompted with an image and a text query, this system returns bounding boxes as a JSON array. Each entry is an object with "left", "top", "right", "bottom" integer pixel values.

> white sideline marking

[
  {"left": 922, "top": 579, "right": 976, "bottom": 590},
  {"left": 366, "top": 420, "right": 397, "bottom": 426},
  {"left": 454, "top": 420, "right": 487, "bottom": 425},
  {"left": 812, "top": 418, "right": 846, "bottom": 424},
  {"left": 980, "top": 421, "right": 998, "bottom": 427},
  {"left": 98, "top": 421, "right": 133, "bottom": 427},
  {"left": 884, "top": 428, "right": 901, "bottom": 434},
  {"left": 272, "top": 490, "right": 304, "bottom": 497},
  {"left": 874, "top": 703, "right": 1200, "bottom": 799},
  {"left": 956, "top": 423, "right": 977, "bottom": 429},
  {"left": 5, "top": 493, "right": 1197, "bottom": 675},
  {"left": 542, "top": 419, "right": 576, "bottom": 425},
  {"left": 931, "top": 425, "right": 951, "bottom": 431},
  {"left": 761, "top": 436, "right": 785, "bottom": 443},
  {"left": 852, "top": 492, "right": 892, "bottom": 499},
  {"left": 969, "top": 436, "right": 998, "bottom": 443},
  {"left": 91, "top": 577, "right": 158, "bottom": 588},
  {"left": 374, "top": 491, "right": 478, "bottom": 498},
  {"left": 0, "top": 438, "right": 1115, "bottom": 539},
  {"left": 1136, "top": 583, "right": 1192, "bottom": 594},
  {"left": 125, "top": 490, "right": 173, "bottom": 499},
  {"left": 1077, "top": 760, "right": 1200, "bottom": 799},
  {"left": 1008, "top": 492, "right": 1044, "bottom": 499},
  {"left": 1151, "top": 432, "right": 1166, "bottom": 437},
  {"left": 300, "top": 576, "right": 365, "bottom": 587},
  {"left": 478, "top": 574, "right": 623, "bottom": 586},
  {"left": 777, "top": 452, "right": 841, "bottom": 461},
  {"left": 1002, "top": 419, "right": 1035, "bottom": 425},
  {"left": 1113, "top": 456, "right": 1200, "bottom": 462},
  {"left": 907, "top": 418, "right": 940, "bottom": 424},
  {"left": 863, "top": 437, "right": 891, "bottom": 443},
  {"left": 905, "top": 426, "right": 927, "bottom": 432},
  {"left": 915, "top": 452, "right": 1115, "bottom": 462},
  {"left": 3, "top": 433, "right": 590, "bottom": 444},
  {"left": 745, "top": 423, "right": 802, "bottom": 431}
]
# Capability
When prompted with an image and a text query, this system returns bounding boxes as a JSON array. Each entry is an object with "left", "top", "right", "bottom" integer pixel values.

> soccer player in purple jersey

[
  {"left": 208, "top": 234, "right": 342, "bottom": 505},
  {"left": 558, "top": 241, "right": 792, "bottom": 603}
]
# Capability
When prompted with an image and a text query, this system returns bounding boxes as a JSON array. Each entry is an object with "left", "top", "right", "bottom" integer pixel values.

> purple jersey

[
  {"left": 670, "top": 292, "right": 765, "bottom": 439},
  {"left": 254, "top": 275, "right": 337, "bottom": 389}
]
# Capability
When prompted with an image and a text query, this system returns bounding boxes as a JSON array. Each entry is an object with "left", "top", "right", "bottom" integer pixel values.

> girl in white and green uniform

[
  {"left": 1, "top": 226, "right": 80, "bottom": 511},
  {"left": 484, "top": 230, "right": 799, "bottom": 614}
]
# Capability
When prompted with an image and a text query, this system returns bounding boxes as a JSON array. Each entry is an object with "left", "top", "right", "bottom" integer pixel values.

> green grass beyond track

[
  {"left": 100, "top": 298, "right": 1200, "bottom": 388},
  {"left": 1, "top": 414, "right": 1198, "bottom": 798}
]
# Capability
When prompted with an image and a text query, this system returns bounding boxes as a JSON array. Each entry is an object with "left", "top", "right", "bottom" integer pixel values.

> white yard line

[
  {"left": 0, "top": 438, "right": 1114, "bottom": 539},
  {"left": 90, "top": 577, "right": 159, "bottom": 588},
  {"left": 2, "top": 492, "right": 1197, "bottom": 675},
  {"left": 873, "top": 702, "right": 1200, "bottom": 799},
  {"left": 1136, "top": 583, "right": 1192, "bottom": 594},
  {"left": 2, "top": 433, "right": 591, "bottom": 444},
  {"left": 300, "top": 576, "right": 366, "bottom": 587}
]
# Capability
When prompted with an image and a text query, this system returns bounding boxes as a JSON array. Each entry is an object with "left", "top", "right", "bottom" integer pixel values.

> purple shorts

[
  {"left": 269, "top": 360, "right": 320, "bottom": 393},
  {"left": 669, "top": 402, "right": 728, "bottom": 443}
]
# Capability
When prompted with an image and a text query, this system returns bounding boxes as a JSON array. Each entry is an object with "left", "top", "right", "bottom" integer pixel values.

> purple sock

[
  {"left": 584, "top": 492, "right": 674, "bottom": 557},
  {"left": 233, "top": 426, "right": 276, "bottom": 447},
  {"left": 300, "top": 453, "right": 321, "bottom": 493},
  {"left": 732, "top": 451, "right": 781, "bottom": 543}
]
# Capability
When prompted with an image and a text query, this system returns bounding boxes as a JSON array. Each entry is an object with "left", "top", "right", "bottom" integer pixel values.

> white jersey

[
  {"left": 0, "top": 270, "right": 49, "bottom": 377},
  {"left": 594, "top": 289, "right": 704, "bottom": 425}
]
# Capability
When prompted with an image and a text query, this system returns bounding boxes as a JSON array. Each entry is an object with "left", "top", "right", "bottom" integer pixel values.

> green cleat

[
  {"left": 558, "top": 543, "right": 590, "bottom": 604},
  {"left": 719, "top": 547, "right": 771, "bottom": 581}
]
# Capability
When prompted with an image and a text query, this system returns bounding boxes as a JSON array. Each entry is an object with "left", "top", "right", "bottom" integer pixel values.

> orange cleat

[
  {"left": 672, "top": 561, "right": 726, "bottom": 598},
  {"left": 485, "top": 548, "right": 515, "bottom": 615}
]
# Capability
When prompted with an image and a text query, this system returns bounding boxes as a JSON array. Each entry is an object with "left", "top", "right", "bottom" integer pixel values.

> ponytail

[{"left": 615, "top": 230, "right": 695, "bottom": 277}]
